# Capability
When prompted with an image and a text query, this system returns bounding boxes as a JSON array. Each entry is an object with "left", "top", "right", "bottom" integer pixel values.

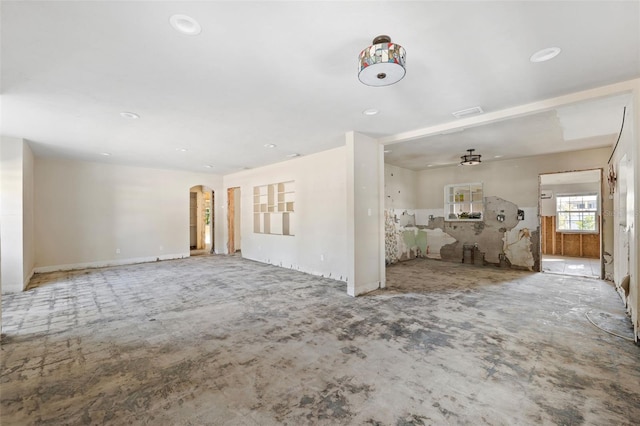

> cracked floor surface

[{"left": 1, "top": 256, "right": 639, "bottom": 425}]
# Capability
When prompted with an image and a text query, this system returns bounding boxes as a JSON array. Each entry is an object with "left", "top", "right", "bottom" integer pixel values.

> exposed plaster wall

[
  {"left": 384, "top": 164, "right": 455, "bottom": 265},
  {"left": 412, "top": 148, "right": 612, "bottom": 272},
  {"left": 385, "top": 213, "right": 455, "bottom": 264},
  {"left": 384, "top": 164, "right": 419, "bottom": 265},
  {"left": 34, "top": 157, "right": 223, "bottom": 272},
  {"left": 425, "top": 196, "right": 537, "bottom": 270},
  {"left": 384, "top": 164, "right": 538, "bottom": 269}
]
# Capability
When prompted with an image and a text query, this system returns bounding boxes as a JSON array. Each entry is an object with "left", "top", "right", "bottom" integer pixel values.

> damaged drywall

[
  {"left": 385, "top": 197, "right": 540, "bottom": 271},
  {"left": 503, "top": 228, "right": 535, "bottom": 270},
  {"left": 385, "top": 210, "right": 457, "bottom": 264},
  {"left": 430, "top": 196, "right": 540, "bottom": 271}
]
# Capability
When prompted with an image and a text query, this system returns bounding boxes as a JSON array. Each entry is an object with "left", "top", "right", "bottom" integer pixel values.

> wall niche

[{"left": 253, "top": 181, "right": 295, "bottom": 235}]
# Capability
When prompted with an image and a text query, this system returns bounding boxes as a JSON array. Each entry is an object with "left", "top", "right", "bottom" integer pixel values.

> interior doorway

[
  {"left": 189, "top": 185, "right": 214, "bottom": 256},
  {"left": 539, "top": 169, "right": 603, "bottom": 279},
  {"left": 227, "top": 187, "right": 241, "bottom": 254}
]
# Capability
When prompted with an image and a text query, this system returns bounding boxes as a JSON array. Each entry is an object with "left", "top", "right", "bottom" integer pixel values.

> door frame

[
  {"left": 538, "top": 168, "right": 604, "bottom": 279},
  {"left": 227, "top": 187, "right": 240, "bottom": 253}
]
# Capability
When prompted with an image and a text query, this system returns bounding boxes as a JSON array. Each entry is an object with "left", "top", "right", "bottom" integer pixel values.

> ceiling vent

[{"left": 452, "top": 106, "right": 484, "bottom": 119}]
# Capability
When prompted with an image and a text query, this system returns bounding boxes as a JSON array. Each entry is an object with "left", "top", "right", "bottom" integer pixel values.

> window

[
  {"left": 556, "top": 194, "right": 598, "bottom": 233},
  {"left": 444, "top": 182, "right": 483, "bottom": 221}
]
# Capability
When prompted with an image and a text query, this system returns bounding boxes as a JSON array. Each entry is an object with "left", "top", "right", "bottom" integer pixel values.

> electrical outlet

[
  {"left": 116, "top": 248, "right": 121, "bottom": 254},
  {"left": 159, "top": 245, "right": 163, "bottom": 251},
  {"left": 320, "top": 254, "right": 324, "bottom": 261}
]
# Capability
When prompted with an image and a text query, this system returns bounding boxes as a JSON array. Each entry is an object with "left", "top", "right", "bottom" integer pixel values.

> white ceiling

[
  {"left": 2, "top": 1, "right": 639, "bottom": 174},
  {"left": 384, "top": 93, "right": 631, "bottom": 170}
]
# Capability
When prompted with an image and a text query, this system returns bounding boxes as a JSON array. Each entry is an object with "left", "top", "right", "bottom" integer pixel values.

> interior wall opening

[
  {"left": 539, "top": 169, "right": 603, "bottom": 279},
  {"left": 189, "top": 185, "right": 214, "bottom": 256},
  {"left": 227, "top": 187, "right": 241, "bottom": 254}
]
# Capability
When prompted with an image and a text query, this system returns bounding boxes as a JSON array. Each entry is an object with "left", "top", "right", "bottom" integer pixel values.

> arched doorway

[{"left": 189, "top": 185, "right": 215, "bottom": 255}]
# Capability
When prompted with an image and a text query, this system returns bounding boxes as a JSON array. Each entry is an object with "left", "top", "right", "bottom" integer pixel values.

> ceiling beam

[{"left": 380, "top": 78, "right": 640, "bottom": 145}]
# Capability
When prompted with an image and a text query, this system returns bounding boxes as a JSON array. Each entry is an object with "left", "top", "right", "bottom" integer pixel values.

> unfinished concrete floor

[
  {"left": 542, "top": 255, "right": 601, "bottom": 279},
  {"left": 1, "top": 256, "right": 639, "bottom": 425}
]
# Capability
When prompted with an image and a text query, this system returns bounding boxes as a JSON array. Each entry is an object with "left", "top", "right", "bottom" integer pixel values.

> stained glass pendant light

[
  {"left": 460, "top": 149, "right": 482, "bottom": 166},
  {"left": 358, "top": 35, "right": 406, "bottom": 87}
]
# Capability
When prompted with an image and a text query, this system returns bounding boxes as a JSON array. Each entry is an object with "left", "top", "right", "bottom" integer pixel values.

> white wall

[
  {"left": 23, "top": 142, "right": 35, "bottom": 286},
  {"left": 0, "top": 137, "right": 31, "bottom": 292},
  {"left": 416, "top": 148, "right": 611, "bottom": 210},
  {"left": 223, "top": 147, "right": 348, "bottom": 281},
  {"left": 611, "top": 92, "right": 639, "bottom": 340},
  {"left": 34, "top": 158, "right": 223, "bottom": 271},
  {"left": 634, "top": 87, "right": 640, "bottom": 341},
  {"left": 385, "top": 163, "right": 417, "bottom": 210}
]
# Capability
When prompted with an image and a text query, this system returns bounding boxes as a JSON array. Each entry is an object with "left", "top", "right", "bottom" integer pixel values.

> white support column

[
  {"left": 0, "top": 137, "right": 34, "bottom": 293},
  {"left": 632, "top": 82, "right": 640, "bottom": 341},
  {"left": 346, "top": 131, "right": 385, "bottom": 296}
]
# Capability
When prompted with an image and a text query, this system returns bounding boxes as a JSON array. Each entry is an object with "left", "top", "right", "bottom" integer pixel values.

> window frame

[
  {"left": 444, "top": 182, "right": 484, "bottom": 222},
  {"left": 555, "top": 192, "right": 599, "bottom": 234}
]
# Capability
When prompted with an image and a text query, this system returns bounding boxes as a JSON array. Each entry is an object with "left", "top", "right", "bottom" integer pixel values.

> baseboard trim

[
  {"left": 33, "top": 253, "right": 190, "bottom": 274},
  {"left": 23, "top": 268, "right": 35, "bottom": 290}
]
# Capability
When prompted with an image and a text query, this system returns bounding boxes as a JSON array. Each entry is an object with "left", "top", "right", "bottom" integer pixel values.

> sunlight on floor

[{"left": 542, "top": 255, "right": 600, "bottom": 278}]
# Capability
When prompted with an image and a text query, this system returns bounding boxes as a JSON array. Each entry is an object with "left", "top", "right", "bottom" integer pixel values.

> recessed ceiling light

[
  {"left": 426, "top": 164, "right": 433, "bottom": 167},
  {"left": 264, "top": 143, "right": 277, "bottom": 148},
  {"left": 204, "top": 165, "right": 214, "bottom": 168},
  {"left": 100, "top": 152, "right": 111, "bottom": 156},
  {"left": 384, "top": 149, "right": 392, "bottom": 154},
  {"left": 169, "top": 14, "right": 201, "bottom": 36},
  {"left": 530, "top": 47, "right": 561, "bottom": 63},
  {"left": 494, "top": 155, "right": 503, "bottom": 158},
  {"left": 363, "top": 109, "right": 379, "bottom": 116},
  {"left": 176, "top": 148, "right": 188, "bottom": 152},
  {"left": 120, "top": 112, "right": 139, "bottom": 120},
  {"left": 286, "top": 153, "right": 300, "bottom": 158}
]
